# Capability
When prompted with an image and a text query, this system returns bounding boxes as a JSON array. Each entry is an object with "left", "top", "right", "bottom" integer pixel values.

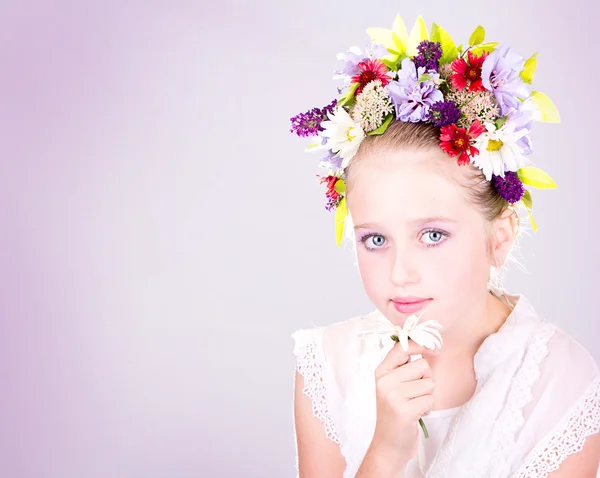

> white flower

[
  {"left": 472, "top": 121, "right": 530, "bottom": 181},
  {"left": 320, "top": 107, "right": 366, "bottom": 169},
  {"left": 351, "top": 80, "right": 394, "bottom": 132},
  {"left": 358, "top": 309, "right": 443, "bottom": 361}
]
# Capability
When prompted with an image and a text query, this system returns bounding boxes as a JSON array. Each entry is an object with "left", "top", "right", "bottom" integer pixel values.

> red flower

[
  {"left": 439, "top": 120, "right": 485, "bottom": 165},
  {"left": 318, "top": 175, "right": 340, "bottom": 198},
  {"left": 449, "top": 51, "right": 489, "bottom": 92},
  {"left": 351, "top": 59, "right": 391, "bottom": 95}
]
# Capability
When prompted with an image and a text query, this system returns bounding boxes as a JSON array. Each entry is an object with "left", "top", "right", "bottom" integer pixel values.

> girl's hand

[{"left": 370, "top": 339, "right": 439, "bottom": 467}]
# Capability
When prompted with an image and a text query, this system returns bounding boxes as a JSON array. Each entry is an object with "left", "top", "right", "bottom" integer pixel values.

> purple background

[{"left": 0, "top": 1, "right": 598, "bottom": 477}]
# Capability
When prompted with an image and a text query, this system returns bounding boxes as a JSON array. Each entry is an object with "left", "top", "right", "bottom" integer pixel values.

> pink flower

[{"left": 351, "top": 59, "right": 391, "bottom": 95}]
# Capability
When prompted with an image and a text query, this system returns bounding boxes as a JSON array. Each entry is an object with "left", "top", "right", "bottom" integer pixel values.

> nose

[{"left": 389, "top": 244, "right": 419, "bottom": 287}]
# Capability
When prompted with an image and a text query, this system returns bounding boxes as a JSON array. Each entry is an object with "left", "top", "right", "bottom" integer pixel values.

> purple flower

[
  {"left": 413, "top": 40, "right": 442, "bottom": 71},
  {"left": 387, "top": 58, "right": 443, "bottom": 122},
  {"left": 506, "top": 98, "right": 540, "bottom": 155},
  {"left": 481, "top": 45, "right": 532, "bottom": 116},
  {"left": 318, "top": 149, "right": 344, "bottom": 171},
  {"left": 290, "top": 100, "right": 337, "bottom": 137},
  {"left": 492, "top": 170, "right": 525, "bottom": 204},
  {"left": 333, "top": 43, "right": 389, "bottom": 82},
  {"left": 428, "top": 101, "right": 461, "bottom": 127}
]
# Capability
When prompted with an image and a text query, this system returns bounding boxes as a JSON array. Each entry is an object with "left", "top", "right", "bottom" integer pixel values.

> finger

[
  {"left": 376, "top": 341, "right": 437, "bottom": 377},
  {"left": 385, "top": 357, "right": 434, "bottom": 383},
  {"left": 394, "top": 377, "right": 435, "bottom": 400},
  {"left": 409, "top": 395, "right": 435, "bottom": 419}
]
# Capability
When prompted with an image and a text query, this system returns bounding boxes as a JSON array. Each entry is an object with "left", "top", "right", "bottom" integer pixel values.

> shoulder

[
  {"left": 538, "top": 321, "right": 600, "bottom": 383},
  {"left": 513, "top": 321, "right": 600, "bottom": 477},
  {"left": 291, "top": 310, "right": 372, "bottom": 451},
  {"left": 291, "top": 310, "right": 370, "bottom": 359}
]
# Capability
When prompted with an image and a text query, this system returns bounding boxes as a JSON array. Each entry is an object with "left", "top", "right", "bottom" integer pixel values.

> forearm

[{"left": 355, "top": 441, "right": 407, "bottom": 478}]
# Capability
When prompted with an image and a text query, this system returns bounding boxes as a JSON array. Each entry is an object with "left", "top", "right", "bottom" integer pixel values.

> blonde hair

[{"left": 346, "top": 120, "right": 513, "bottom": 223}]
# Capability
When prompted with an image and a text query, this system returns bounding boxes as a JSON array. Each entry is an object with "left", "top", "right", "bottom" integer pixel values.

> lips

[
  {"left": 391, "top": 297, "right": 432, "bottom": 314},
  {"left": 391, "top": 296, "right": 431, "bottom": 304}
]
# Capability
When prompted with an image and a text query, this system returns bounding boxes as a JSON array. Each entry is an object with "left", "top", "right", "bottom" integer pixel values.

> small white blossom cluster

[
  {"left": 446, "top": 88, "right": 500, "bottom": 128},
  {"left": 350, "top": 80, "right": 394, "bottom": 132}
]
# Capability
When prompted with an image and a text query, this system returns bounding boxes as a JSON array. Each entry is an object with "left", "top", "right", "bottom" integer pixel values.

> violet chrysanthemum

[
  {"left": 413, "top": 40, "right": 442, "bottom": 71},
  {"left": 428, "top": 101, "right": 461, "bottom": 127},
  {"left": 492, "top": 171, "right": 525, "bottom": 204},
  {"left": 290, "top": 99, "right": 337, "bottom": 137},
  {"left": 388, "top": 58, "right": 443, "bottom": 122},
  {"left": 481, "top": 45, "right": 532, "bottom": 116}
]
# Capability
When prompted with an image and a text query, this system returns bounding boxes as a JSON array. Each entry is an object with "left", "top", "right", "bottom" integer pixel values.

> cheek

[
  {"left": 436, "top": 235, "right": 492, "bottom": 297},
  {"left": 355, "top": 250, "right": 388, "bottom": 300}
]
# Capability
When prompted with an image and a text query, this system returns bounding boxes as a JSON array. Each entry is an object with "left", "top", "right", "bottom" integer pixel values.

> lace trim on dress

[
  {"left": 293, "top": 329, "right": 341, "bottom": 445},
  {"left": 487, "top": 323, "right": 557, "bottom": 478},
  {"left": 513, "top": 375, "right": 600, "bottom": 477}
]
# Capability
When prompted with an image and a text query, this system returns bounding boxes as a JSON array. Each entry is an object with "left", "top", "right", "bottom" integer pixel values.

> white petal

[
  {"left": 398, "top": 331, "right": 409, "bottom": 351},
  {"left": 418, "top": 320, "right": 443, "bottom": 329},
  {"left": 404, "top": 314, "right": 420, "bottom": 331},
  {"left": 348, "top": 45, "right": 363, "bottom": 55},
  {"left": 408, "top": 330, "right": 437, "bottom": 350}
]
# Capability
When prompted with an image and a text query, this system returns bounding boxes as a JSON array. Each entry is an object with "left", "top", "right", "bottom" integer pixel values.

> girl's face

[{"left": 346, "top": 147, "right": 494, "bottom": 333}]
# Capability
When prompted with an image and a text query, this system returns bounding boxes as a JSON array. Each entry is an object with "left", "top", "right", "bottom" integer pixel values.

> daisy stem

[{"left": 419, "top": 418, "right": 429, "bottom": 439}]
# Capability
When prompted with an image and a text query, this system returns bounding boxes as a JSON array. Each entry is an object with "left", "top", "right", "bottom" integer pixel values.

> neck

[{"left": 428, "top": 290, "right": 513, "bottom": 366}]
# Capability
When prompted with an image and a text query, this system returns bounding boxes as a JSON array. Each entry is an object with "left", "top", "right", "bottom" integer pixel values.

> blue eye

[
  {"left": 359, "top": 234, "right": 386, "bottom": 251},
  {"left": 421, "top": 229, "right": 448, "bottom": 248}
]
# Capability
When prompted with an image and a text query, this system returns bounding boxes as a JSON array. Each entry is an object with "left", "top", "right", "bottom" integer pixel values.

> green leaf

[
  {"left": 337, "top": 82, "right": 359, "bottom": 108},
  {"left": 418, "top": 73, "right": 433, "bottom": 83},
  {"left": 470, "top": 42, "right": 498, "bottom": 56},
  {"left": 526, "top": 206, "right": 538, "bottom": 232},
  {"left": 366, "top": 27, "right": 394, "bottom": 51},
  {"left": 366, "top": 15, "right": 408, "bottom": 62},
  {"left": 382, "top": 58, "right": 400, "bottom": 71},
  {"left": 392, "top": 14, "right": 409, "bottom": 47},
  {"left": 335, "top": 197, "right": 348, "bottom": 247},
  {"left": 469, "top": 26, "right": 485, "bottom": 46},
  {"left": 517, "top": 166, "right": 558, "bottom": 189},
  {"left": 304, "top": 141, "right": 322, "bottom": 152},
  {"left": 520, "top": 191, "right": 538, "bottom": 231},
  {"left": 334, "top": 179, "right": 346, "bottom": 195},
  {"left": 368, "top": 114, "right": 394, "bottom": 136},
  {"left": 430, "top": 23, "right": 458, "bottom": 64},
  {"left": 391, "top": 335, "right": 399, "bottom": 343},
  {"left": 521, "top": 189, "right": 533, "bottom": 210},
  {"left": 391, "top": 32, "right": 406, "bottom": 57},
  {"left": 531, "top": 91, "right": 560, "bottom": 123},
  {"left": 494, "top": 115, "right": 508, "bottom": 129},
  {"left": 406, "top": 15, "right": 429, "bottom": 57},
  {"left": 521, "top": 53, "right": 538, "bottom": 84},
  {"left": 457, "top": 43, "right": 463, "bottom": 54}
]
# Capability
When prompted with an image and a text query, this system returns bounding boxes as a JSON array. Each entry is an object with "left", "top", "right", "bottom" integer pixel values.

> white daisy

[
  {"left": 320, "top": 107, "right": 366, "bottom": 169},
  {"left": 358, "top": 308, "right": 443, "bottom": 360},
  {"left": 472, "top": 121, "right": 529, "bottom": 181}
]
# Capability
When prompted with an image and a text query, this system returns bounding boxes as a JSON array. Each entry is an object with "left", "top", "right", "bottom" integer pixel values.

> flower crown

[{"left": 290, "top": 15, "right": 559, "bottom": 247}]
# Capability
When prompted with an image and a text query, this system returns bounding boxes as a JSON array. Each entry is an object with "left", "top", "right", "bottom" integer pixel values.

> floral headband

[{"left": 290, "top": 15, "right": 559, "bottom": 247}]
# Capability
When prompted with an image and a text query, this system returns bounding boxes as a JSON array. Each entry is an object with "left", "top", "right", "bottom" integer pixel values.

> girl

[{"left": 289, "top": 15, "right": 600, "bottom": 478}]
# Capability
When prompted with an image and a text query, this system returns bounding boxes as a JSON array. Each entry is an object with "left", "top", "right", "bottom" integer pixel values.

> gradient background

[{"left": 1, "top": 0, "right": 598, "bottom": 477}]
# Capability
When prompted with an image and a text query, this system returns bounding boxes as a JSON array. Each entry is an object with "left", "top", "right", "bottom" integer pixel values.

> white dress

[{"left": 291, "top": 286, "right": 600, "bottom": 477}]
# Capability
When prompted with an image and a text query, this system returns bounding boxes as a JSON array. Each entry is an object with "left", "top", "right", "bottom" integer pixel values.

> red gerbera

[
  {"left": 439, "top": 120, "right": 485, "bottom": 165},
  {"left": 449, "top": 51, "right": 489, "bottom": 93},
  {"left": 317, "top": 174, "right": 344, "bottom": 210},
  {"left": 351, "top": 59, "right": 391, "bottom": 95}
]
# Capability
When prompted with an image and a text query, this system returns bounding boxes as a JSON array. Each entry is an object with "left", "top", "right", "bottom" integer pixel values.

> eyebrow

[{"left": 354, "top": 216, "right": 457, "bottom": 229}]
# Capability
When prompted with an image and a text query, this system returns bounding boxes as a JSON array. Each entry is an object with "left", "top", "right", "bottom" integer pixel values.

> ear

[{"left": 490, "top": 207, "right": 519, "bottom": 267}]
